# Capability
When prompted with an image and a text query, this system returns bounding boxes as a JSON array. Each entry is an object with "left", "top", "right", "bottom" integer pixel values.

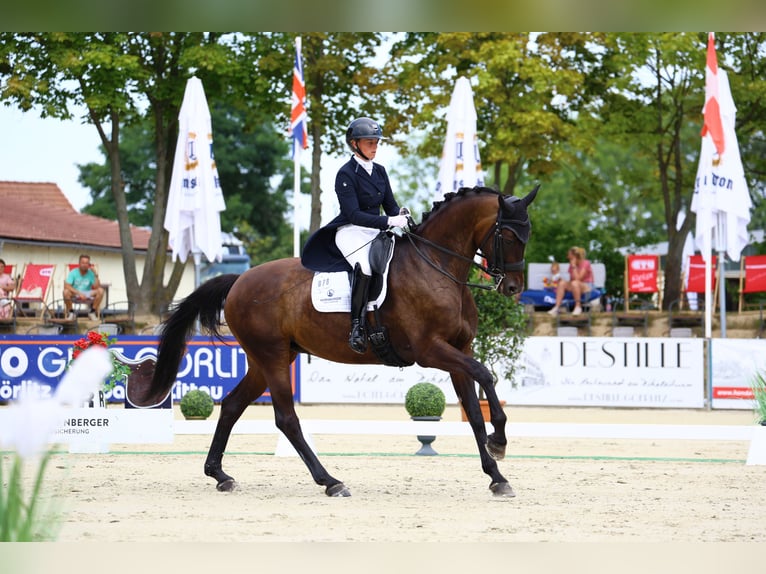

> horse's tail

[{"left": 150, "top": 273, "right": 239, "bottom": 401}]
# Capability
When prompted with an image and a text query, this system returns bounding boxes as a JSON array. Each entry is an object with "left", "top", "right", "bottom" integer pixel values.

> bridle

[{"left": 402, "top": 200, "right": 529, "bottom": 291}]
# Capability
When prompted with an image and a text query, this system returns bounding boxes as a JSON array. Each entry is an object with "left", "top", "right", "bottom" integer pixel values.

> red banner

[{"left": 627, "top": 254, "right": 659, "bottom": 293}]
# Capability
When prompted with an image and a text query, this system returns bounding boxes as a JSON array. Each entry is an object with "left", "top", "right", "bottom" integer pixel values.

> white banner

[
  {"left": 710, "top": 338, "right": 766, "bottom": 410},
  {"left": 300, "top": 355, "right": 459, "bottom": 404},
  {"left": 0, "top": 408, "right": 174, "bottom": 446},
  {"left": 507, "top": 337, "right": 705, "bottom": 408},
  {"left": 300, "top": 336, "right": 706, "bottom": 408}
]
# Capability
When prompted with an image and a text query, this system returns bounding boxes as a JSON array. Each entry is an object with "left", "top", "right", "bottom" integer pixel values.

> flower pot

[
  {"left": 746, "top": 423, "right": 766, "bottom": 466},
  {"left": 411, "top": 415, "right": 441, "bottom": 455},
  {"left": 460, "top": 399, "right": 506, "bottom": 422}
]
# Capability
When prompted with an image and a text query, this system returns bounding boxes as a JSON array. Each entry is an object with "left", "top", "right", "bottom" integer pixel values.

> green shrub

[
  {"left": 751, "top": 370, "right": 766, "bottom": 424},
  {"left": 405, "top": 382, "right": 446, "bottom": 418},
  {"left": 471, "top": 270, "right": 529, "bottom": 397},
  {"left": 180, "top": 389, "right": 214, "bottom": 419}
]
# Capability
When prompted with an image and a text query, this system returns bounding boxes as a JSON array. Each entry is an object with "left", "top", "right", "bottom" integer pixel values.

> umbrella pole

[
  {"left": 193, "top": 249, "right": 202, "bottom": 334},
  {"left": 718, "top": 250, "right": 727, "bottom": 338}
]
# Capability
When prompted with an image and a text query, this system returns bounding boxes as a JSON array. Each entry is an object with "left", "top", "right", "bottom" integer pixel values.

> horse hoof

[
  {"left": 216, "top": 479, "right": 238, "bottom": 492},
  {"left": 490, "top": 482, "right": 516, "bottom": 498},
  {"left": 486, "top": 440, "right": 506, "bottom": 461},
  {"left": 325, "top": 483, "right": 351, "bottom": 497}
]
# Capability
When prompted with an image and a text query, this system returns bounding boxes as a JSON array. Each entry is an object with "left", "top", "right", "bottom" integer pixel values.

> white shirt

[{"left": 353, "top": 155, "right": 373, "bottom": 176}]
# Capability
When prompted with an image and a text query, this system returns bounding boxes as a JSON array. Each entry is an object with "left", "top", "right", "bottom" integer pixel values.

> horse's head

[{"left": 482, "top": 185, "right": 539, "bottom": 297}]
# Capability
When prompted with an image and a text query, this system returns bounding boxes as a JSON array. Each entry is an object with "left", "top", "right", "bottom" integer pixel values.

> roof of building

[{"left": 0, "top": 181, "right": 154, "bottom": 250}]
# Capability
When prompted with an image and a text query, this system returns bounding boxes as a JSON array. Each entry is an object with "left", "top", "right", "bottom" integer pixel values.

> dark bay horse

[{"left": 139, "top": 185, "right": 538, "bottom": 497}]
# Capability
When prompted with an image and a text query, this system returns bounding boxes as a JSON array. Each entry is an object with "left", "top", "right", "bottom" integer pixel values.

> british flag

[{"left": 289, "top": 36, "right": 308, "bottom": 157}]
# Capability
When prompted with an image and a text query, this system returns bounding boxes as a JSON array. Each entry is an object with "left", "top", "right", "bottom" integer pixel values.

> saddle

[
  {"left": 310, "top": 231, "right": 412, "bottom": 368},
  {"left": 310, "top": 231, "right": 395, "bottom": 313}
]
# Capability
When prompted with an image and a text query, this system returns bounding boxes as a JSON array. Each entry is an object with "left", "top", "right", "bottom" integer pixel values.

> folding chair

[
  {"left": 613, "top": 254, "right": 662, "bottom": 336},
  {"left": 13, "top": 263, "right": 56, "bottom": 318},
  {"left": 737, "top": 254, "right": 766, "bottom": 313},
  {"left": 0, "top": 263, "right": 18, "bottom": 333},
  {"left": 668, "top": 254, "right": 718, "bottom": 335},
  {"left": 683, "top": 254, "right": 719, "bottom": 309}
]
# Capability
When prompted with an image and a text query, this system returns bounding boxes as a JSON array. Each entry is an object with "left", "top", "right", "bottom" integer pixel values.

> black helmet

[{"left": 345, "top": 117, "right": 384, "bottom": 151}]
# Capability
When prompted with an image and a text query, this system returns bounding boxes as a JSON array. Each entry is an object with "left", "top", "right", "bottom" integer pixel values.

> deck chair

[
  {"left": 737, "top": 255, "right": 766, "bottom": 313},
  {"left": 0, "top": 263, "right": 18, "bottom": 333},
  {"left": 613, "top": 254, "right": 662, "bottom": 336},
  {"left": 668, "top": 254, "right": 718, "bottom": 335},
  {"left": 13, "top": 263, "right": 56, "bottom": 318}
]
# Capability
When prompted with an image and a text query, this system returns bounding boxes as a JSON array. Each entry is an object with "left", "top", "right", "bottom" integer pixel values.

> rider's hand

[{"left": 387, "top": 215, "right": 409, "bottom": 229}]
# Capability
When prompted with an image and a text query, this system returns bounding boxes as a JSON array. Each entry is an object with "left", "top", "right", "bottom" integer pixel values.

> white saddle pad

[{"left": 310, "top": 241, "right": 395, "bottom": 313}]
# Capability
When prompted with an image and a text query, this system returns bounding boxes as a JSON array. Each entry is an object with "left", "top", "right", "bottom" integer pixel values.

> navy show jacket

[{"left": 301, "top": 157, "right": 400, "bottom": 273}]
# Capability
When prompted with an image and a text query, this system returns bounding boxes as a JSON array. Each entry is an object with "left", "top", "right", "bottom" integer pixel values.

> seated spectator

[
  {"left": 548, "top": 246, "right": 594, "bottom": 317},
  {"left": 0, "top": 258, "right": 15, "bottom": 319},
  {"left": 64, "top": 254, "right": 104, "bottom": 321},
  {"left": 542, "top": 260, "right": 561, "bottom": 289}
]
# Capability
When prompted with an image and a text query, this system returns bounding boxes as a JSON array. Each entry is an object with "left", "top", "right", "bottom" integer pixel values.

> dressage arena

[{"left": 11, "top": 403, "right": 760, "bottom": 549}]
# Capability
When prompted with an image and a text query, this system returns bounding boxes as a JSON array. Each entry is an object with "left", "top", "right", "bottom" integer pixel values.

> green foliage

[
  {"left": 471, "top": 272, "right": 529, "bottom": 396},
  {"left": 179, "top": 389, "right": 215, "bottom": 419},
  {"left": 0, "top": 451, "right": 60, "bottom": 541},
  {"left": 750, "top": 371, "right": 766, "bottom": 425},
  {"left": 404, "top": 382, "right": 446, "bottom": 418}
]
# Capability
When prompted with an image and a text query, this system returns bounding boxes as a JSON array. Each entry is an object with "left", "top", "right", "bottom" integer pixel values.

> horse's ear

[{"left": 521, "top": 184, "right": 540, "bottom": 207}]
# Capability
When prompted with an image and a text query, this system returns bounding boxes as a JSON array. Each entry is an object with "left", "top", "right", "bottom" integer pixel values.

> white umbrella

[
  {"left": 164, "top": 76, "right": 226, "bottom": 288},
  {"left": 691, "top": 34, "right": 752, "bottom": 337},
  {"left": 434, "top": 76, "right": 484, "bottom": 203}
]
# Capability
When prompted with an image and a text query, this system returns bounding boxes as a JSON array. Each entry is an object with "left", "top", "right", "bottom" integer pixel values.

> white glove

[{"left": 388, "top": 215, "right": 409, "bottom": 228}]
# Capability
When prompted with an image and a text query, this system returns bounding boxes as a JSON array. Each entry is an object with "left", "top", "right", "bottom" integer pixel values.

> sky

[
  {"left": 1, "top": 104, "right": 102, "bottom": 212},
  {"left": 0, "top": 104, "right": 407, "bottom": 230}
]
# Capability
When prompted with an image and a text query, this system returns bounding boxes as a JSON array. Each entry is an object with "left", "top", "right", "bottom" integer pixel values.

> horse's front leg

[
  {"left": 451, "top": 371, "right": 514, "bottom": 497},
  {"left": 268, "top": 375, "right": 350, "bottom": 497},
  {"left": 204, "top": 368, "right": 266, "bottom": 491},
  {"left": 418, "top": 340, "right": 514, "bottom": 497}
]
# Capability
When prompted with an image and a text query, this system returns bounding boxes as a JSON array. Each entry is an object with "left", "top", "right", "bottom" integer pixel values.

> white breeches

[{"left": 335, "top": 224, "right": 378, "bottom": 275}]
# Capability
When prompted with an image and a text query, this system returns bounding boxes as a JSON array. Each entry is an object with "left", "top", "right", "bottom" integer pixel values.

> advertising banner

[
  {"left": 0, "top": 335, "right": 298, "bottom": 403},
  {"left": 300, "top": 337, "right": 706, "bottom": 408},
  {"left": 300, "top": 355, "right": 459, "bottom": 404},
  {"left": 507, "top": 337, "right": 705, "bottom": 407},
  {"left": 710, "top": 338, "right": 766, "bottom": 410}
]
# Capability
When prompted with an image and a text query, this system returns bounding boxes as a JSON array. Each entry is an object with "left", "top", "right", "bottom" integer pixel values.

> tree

[
  {"left": 79, "top": 105, "right": 292, "bottom": 241},
  {"left": 378, "top": 33, "right": 594, "bottom": 196},
  {"left": 0, "top": 32, "right": 289, "bottom": 314}
]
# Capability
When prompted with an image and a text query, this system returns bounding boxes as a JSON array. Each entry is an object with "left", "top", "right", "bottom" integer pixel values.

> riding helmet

[{"left": 345, "top": 117, "right": 384, "bottom": 152}]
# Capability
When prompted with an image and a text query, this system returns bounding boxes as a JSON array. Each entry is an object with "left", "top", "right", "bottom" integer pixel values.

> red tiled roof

[{"left": 0, "top": 181, "right": 154, "bottom": 250}]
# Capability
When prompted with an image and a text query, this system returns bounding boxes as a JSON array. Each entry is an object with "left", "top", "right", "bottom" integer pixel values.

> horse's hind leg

[
  {"left": 204, "top": 367, "right": 266, "bottom": 492},
  {"left": 267, "top": 374, "right": 350, "bottom": 497}
]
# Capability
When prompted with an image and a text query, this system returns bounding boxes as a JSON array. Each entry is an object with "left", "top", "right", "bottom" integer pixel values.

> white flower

[{"left": 0, "top": 346, "right": 113, "bottom": 459}]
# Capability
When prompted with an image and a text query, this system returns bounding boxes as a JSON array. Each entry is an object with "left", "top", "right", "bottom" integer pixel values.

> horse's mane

[{"left": 414, "top": 186, "right": 501, "bottom": 231}]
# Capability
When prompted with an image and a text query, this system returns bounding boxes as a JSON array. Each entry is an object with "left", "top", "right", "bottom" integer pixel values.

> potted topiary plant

[
  {"left": 746, "top": 370, "right": 766, "bottom": 466},
  {"left": 750, "top": 370, "right": 766, "bottom": 426},
  {"left": 405, "top": 382, "right": 446, "bottom": 456},
  {"left": 180, "top": 389, "right": 215, "bottom": 420}
]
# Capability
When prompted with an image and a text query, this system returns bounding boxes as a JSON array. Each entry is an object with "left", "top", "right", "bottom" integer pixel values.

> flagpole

[
  {"left": 293, "top": 144, "right": 300, "bottom": 257},
  {"left": 290, "top": 35, "right": 308, "bottom": 259}
]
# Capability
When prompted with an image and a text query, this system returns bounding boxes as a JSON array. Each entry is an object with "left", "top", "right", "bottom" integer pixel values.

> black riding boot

[{"left": 349, "top": 263, "right": 371, "bottom": 354}]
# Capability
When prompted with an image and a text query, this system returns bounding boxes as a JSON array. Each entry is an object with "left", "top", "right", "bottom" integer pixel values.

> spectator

[
  {"left": 0, "top": 258, "right": 15, "bottom": 319},
  {"left": 64, "top": 254, "right": 104, "bottom": 321},
  {"left": 548, "top": 246, "right": 594, "bottom": 316}
]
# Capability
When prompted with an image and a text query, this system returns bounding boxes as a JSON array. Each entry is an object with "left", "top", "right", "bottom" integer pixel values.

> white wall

[{"left": 0, "top": 243, "right": 195, "bottom": 310}]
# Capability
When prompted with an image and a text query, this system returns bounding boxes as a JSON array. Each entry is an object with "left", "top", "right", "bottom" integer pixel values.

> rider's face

[{"left": 356, "top": 138, "right": 379, "bottom": 159}]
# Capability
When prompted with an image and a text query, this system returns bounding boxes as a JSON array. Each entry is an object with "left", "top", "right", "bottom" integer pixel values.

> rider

[{"left": 301, "top": 117, "right": 409, "bottom": 354}]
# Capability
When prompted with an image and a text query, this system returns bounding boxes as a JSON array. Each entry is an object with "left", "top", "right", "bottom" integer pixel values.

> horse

[{"left": 137, "top": 185, "right": 539, "bottom": 498}]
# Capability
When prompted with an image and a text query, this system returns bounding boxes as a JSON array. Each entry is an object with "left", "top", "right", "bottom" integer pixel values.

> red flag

[
  {"left": 289, "top": 36, "right": 308, "bottom": 157},
  {"left": 700, "top": 32, "right": 725, "bottom": 157}
]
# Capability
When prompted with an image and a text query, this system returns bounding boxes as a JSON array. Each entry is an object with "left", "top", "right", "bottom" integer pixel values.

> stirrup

[{"left": 349, "top": 321, "right": 367, "bottom": 353}]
